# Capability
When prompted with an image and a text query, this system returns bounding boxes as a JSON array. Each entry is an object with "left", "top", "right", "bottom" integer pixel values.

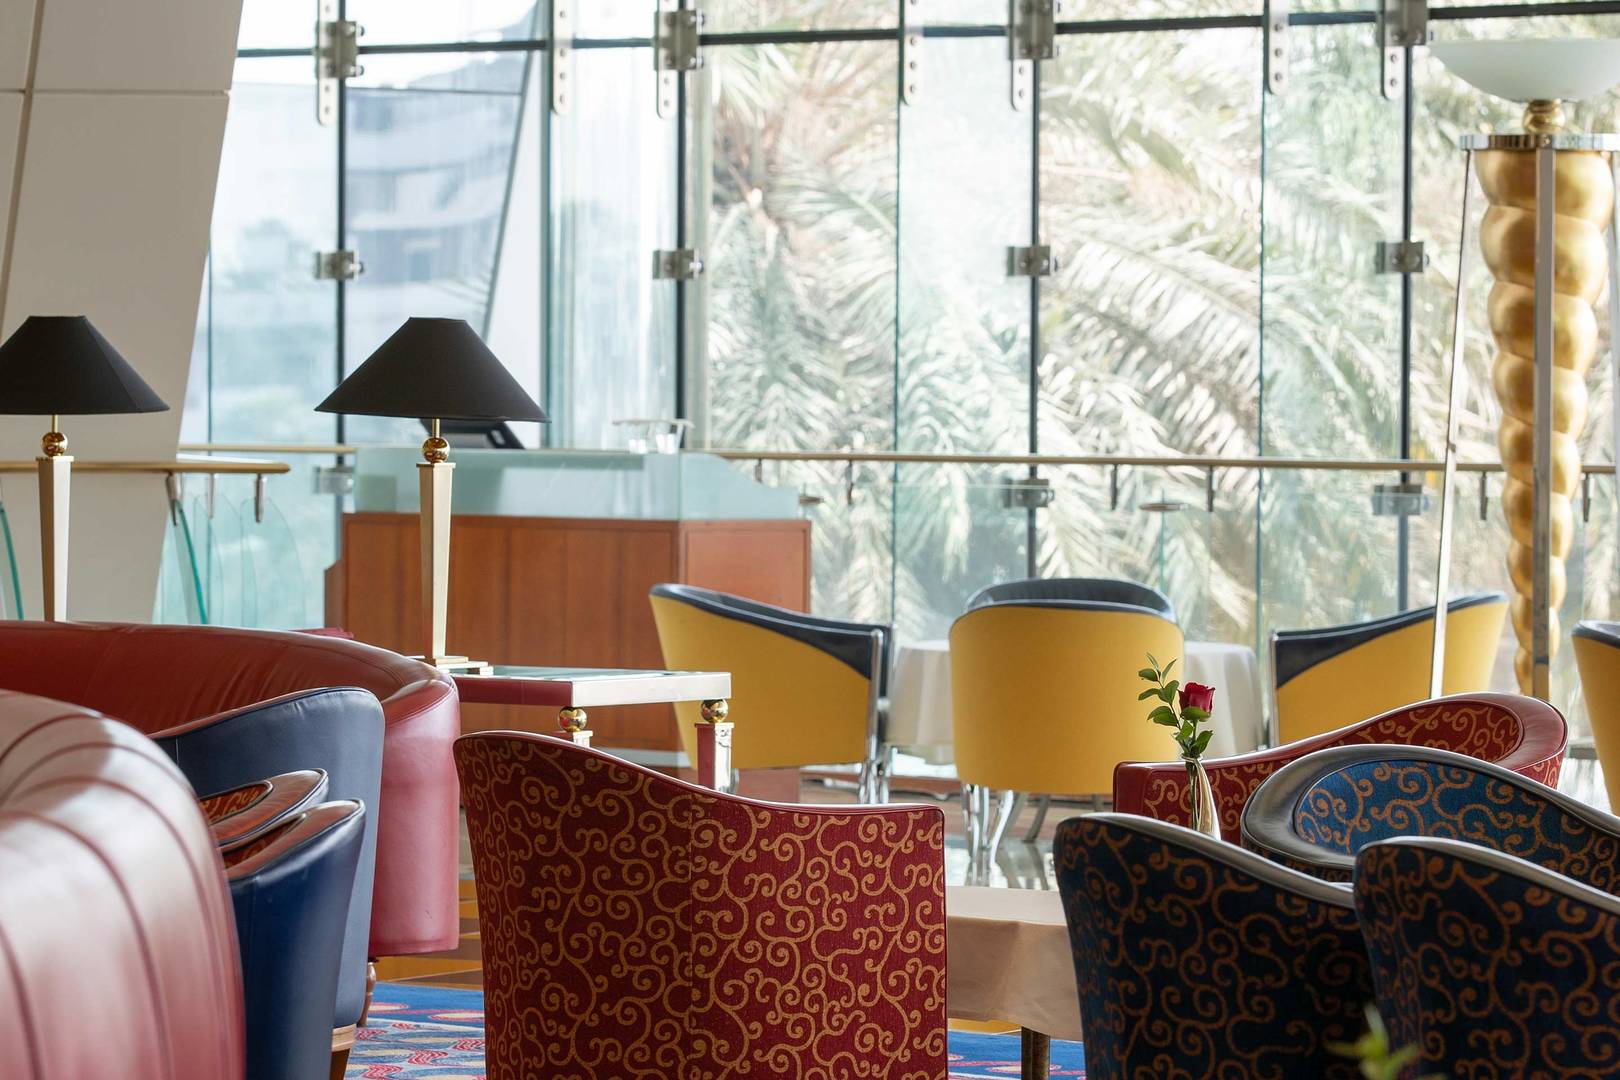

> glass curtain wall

[{"left": 195, "top": 1, "right": 1620, "bottom": 713}]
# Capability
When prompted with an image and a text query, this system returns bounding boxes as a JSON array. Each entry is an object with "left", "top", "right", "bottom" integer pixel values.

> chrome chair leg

[
  {"left": 962, "top": 782, "right": 981, "bottom": 865},
  {"left": 876, "top": 745, "right": 896, "bottom": 803},
  {"left": 857, "top": 758, "right": 877, "bottom": 803},
  {"left": 1023, "top": 793, "right": 1051, "bottom": 843},
  {"left": 985, "top": 790, "right": 1019, "bottom": 863}
]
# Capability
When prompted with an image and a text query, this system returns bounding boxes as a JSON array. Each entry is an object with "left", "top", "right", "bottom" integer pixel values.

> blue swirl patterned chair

[
  {"left": 1241, "top": 742, "right": 1620, "bottom": 885},
  {"left": 1356, "top": 836, "right": 1620, "bottom": 1079},
  {"left": 1053, "top": 813, "right": 1371, "bottom": 1079}
]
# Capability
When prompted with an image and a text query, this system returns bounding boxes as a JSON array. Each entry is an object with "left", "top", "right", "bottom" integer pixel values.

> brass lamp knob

[{"left": 700, "top": 699, "right": 729, "bottom": 724}]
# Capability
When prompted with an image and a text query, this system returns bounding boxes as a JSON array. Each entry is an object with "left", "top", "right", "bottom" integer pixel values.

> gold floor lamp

[
  {"left": 317, "top": 317, "right": 546, "bottom": 671},
  {"left": 0, "top": 315, "right": 169, "bottom": 621}
]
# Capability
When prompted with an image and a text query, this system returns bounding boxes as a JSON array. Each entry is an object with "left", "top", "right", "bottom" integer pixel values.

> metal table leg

[{"left": 1020, "top": 1027, "right": 1049, "bottom": 1079}]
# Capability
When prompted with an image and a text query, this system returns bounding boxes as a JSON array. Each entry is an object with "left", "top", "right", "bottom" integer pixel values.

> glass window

[{"left": 346, "top": 0, "right": 539, "bottom": 46}]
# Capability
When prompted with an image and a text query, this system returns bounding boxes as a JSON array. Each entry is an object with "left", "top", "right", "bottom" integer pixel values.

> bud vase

[{"left": 1184, "top": 756, "right": 1219, "bottom": 839}]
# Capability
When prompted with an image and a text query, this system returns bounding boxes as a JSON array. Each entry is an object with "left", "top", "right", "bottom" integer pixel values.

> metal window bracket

[
  {"left": 1007, "top": 244, "right": 1057, "bottom": 277},
  {"left": 1009, "top": 0, "right": 1059, "bottom": 111},
  {"left": 1371, "top": 481, "right": 1430, "bottom": 517},
  {"left": 1375, "top": 239, "right": 1428, "bottom": 274},
  {"left": 315, "top": 250, "right": 364, "bottom": 280},
  {"left": 1378, "top": 0, "right": 1428, "bottom": 101},
  {"left": 999, "top": 476, "right": 1055, "bottom": 510},
  {"left": 314, "top": 464, "right": 354, "bottom": 496},
  {"left": 654, "top": 1, "right": 702, "bottom": 120},
  {"left": 1264, "top": 0, "right": 1289, "bottom": 95},
  {"left": 315, "top": 2, "right": 362, "bottom": 126},
  {"left": 551, "top": 0, "right": 572, "bottom": 114},
  {"left": 901, "top": 0, "right": 922, "bottom": 105},
  {"left": 653, "top": 248, "right": 703, "bottom": 280}
]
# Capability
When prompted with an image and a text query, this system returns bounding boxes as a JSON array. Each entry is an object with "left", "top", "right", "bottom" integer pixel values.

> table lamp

[
  {"left": 317, "top": 317, "right": 547, "bottom": 671},
  {"left": 0, "top": 315, "right": 169, "bottom": 621}
]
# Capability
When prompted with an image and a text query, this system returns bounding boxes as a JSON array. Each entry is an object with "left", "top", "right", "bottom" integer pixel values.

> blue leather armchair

[
  {"left": 225, "top": 799, "right": 367, "bottom": 1080},
  {"left": 1054, "top": 812, "right": 1371, "bottom": 1079},
  {"left": 1357, "top": 836, "right": 1620, "bottom": 1079},
  {"left": 153, "top": 687, "right": 384, "bottom": 1038},
  {"left": 1241, "top": 743, "right": 1620, "bottom": 887}
]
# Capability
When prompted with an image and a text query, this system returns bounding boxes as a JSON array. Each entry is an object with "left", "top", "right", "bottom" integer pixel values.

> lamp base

[{"left": 413, "top": 654, "right": 493, "bottom": 675}]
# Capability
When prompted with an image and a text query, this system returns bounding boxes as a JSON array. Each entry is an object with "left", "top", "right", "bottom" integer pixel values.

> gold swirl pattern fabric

[
  {"left": 1357, "top": 839, "right": 1620, "bottom": 1079},
  {"left": 199, "top": 779, "right": 273, "bottom": 822},
  {"left": 455, "top": 731, "right": 948, "bottom": 1080},
  {"left": 1115, "top": 696, "right": 1565, "bottom": 841},
  {"left": 1289, "top": 762, "right": 1620, "bottom": 893},
  {"left": 1054, "top": 815, "right": 1371, "bottom": 1079}
]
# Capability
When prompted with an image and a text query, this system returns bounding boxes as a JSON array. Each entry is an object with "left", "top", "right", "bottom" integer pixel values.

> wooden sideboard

[{"left": 326, "top": 513, "right": 811, "bottom": 750}]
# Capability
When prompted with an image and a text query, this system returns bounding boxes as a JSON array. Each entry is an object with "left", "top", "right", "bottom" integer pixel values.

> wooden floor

[{"left": 375, "top": 777, "right": 1073, "bottom": 989}]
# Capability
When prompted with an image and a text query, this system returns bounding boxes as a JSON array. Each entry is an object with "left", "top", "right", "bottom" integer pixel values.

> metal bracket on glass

[
  {"left": 652, "top": 248, "right": 704, "bottom": 280},
  {"left": 1374, "top": 239, "right": 1428, "bottom": 274},
  {"left": 901, "top": 0, "right": 922, "bottom": 105},
  {"left": 550, "top": 0, "right": 572, "bottom": 114},
  {"left": 315, "top": 3, "right": 362, "bottom": 127},
  {"left": 1140, "top": 500, "right": 1187, "bottom": 513},
  {"left": 314, "top": 250, "right": 364, "bottom": 281},
  {"left": 1370, "top": 481, "right": 1430, "bottom": 517},
  {"left": 1377, "top": 0, "right": 1428, "bottom": 101},
  {"left": 1264, "top": 0, "right": 1289, "bottom": 95},
  {"left": 999, "top": 476, "right": 1054, "bottom": 510},
  {"left": 1009, "top": 0, "right": 1058, "bottom": 111},
  {"left": 654, "top": 1, "right": 702, "bottom": 120},
  {"left": 1007, "top": 244, "right": 1057, "bottom": 277},
  {"left": 314, "top": 463, "right": 354, "bottom": 496}
]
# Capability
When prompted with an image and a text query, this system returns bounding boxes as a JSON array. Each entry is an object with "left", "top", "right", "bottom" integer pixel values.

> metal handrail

[
  {"left": 175, "top": 442, "right": 1618, "bottom": 476},
  {"left": 0, "top": 456, "right": 289, "bottom": 476}
]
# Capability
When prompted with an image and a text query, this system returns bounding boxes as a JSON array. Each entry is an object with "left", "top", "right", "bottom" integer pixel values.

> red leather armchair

[
  {"left": 1113, "top": 693, "right": 1567, "bottom": 842},
  {"left": 0, "top": 690, "right": 245, "bottom": 1080},
  {"left": 0, "top": 621, "right": 460, "bottom": 958},
  {"left": 456, "top": 731, "right": 948, "bottom": 1080}
]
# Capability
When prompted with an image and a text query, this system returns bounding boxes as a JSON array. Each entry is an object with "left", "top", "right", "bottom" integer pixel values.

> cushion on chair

[
  {"left": 203, "top": 768, "right": 330, "bottom": 848},
  {"left": 1356, "top": 836, "right": 1620, "bottom": 1079},
  {"left": 0, "top": 691, "right": 244, "bottom": 1080},
  {"left": 1054, "top": 813, "right": 1370, "bottom": 1079},
  {"left": 1114, "top": 692, "right": 1566, "bottom": 842},
  {"left": 456, "top": 730, "right": 947, "bottom": 1079},
  {"left": 1241, "top": 743, "right": 1620, "bottom": 885},
  {"left": 226, "top": 800, "right": 367, "bottom": 1080}
]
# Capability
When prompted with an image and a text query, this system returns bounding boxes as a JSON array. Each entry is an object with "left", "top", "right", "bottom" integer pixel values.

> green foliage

[
  {"left": 1140, "top": 653, "right": 1209, "bottom": 761},
  {"left": 1328, "top": 1005, "right": 1445, "bottom": 1080}
]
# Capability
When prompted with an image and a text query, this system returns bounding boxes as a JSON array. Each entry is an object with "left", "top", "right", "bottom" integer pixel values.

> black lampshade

[
  {"left": 316, "top": 317, "right": 547, "bottom": 423},
  {"left": 0, "top": 316, "right": 169, "bottom": 416}
]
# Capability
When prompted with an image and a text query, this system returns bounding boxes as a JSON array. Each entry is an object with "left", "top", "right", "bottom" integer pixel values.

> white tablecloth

[
  {"left": 887, "top": 638, "right": 1263, "bottom": 764},
  {"left": 947, "top": 885, "right": 1081, "bottom": 1042}
]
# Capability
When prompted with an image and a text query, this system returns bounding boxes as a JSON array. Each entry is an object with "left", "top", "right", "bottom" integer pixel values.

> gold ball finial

[
  {"left": 422, "top": 435, "right": 449, "bottom": 464},
  {"left": 559, "top": 707, "right": 588, "bottom": 732},
  {"left": 700, "top": 698, "right": 729, "bottom": 724},
  {"left": 1523, "top": 99, "right": 1566, "bottom": 135},
  {"left": 41, "top": 430, "right": 66, "bottom": 457}
]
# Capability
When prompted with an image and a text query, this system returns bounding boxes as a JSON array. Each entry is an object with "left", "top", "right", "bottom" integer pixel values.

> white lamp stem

[{"left": 37, "top": 453, "right": 70, "bottom": 622}]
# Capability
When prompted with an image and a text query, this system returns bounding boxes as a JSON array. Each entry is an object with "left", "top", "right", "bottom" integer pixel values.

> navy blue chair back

[
  {"left": 1356, "top": 836, "right": 1620, "bottom": 1079},
  {"left": 225, "top": 799, "right": 367, "bottom": 1080},
  {"left": 1054, "top": 813, "right": 1370, "bottom": 1079},
  {"left": 965, "top": 576, "right": 1174, "bottom": 620},
  {"left": 1242, "top": 743, "right": 1620, "bottom": 886}
]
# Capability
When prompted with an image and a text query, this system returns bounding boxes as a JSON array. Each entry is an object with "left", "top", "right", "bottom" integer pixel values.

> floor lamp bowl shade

[
  {"left": 0, "top": 315, "right": 169, "bottom": 417},
  {"left": 315, "top": 317, "right": 547, "bottom": 423}
]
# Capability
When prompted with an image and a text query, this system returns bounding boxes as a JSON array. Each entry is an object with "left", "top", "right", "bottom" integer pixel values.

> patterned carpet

[{"left": 350, "top": 982, "right": 1086, "bottom": 1078}]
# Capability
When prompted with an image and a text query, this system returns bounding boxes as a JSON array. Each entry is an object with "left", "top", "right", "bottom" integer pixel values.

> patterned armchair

[
  {"left": 456, "top": 730, "right": 948, "bottom": 1080},
  {"left": 1113, "top": 692, "right": 1566, "bottom": 842},
  {"left": 1356, "top": 836, "right": 1620, "bottom": 1078},
  {"left": 199, "top": 768, "right": 329, "bottom": 848},
  {"left": 1242, "top": 743, "right": 1620, "bottom": 883},
  {"left": 1054, "top": 813, "right": 1372, "bottom": 1079}
]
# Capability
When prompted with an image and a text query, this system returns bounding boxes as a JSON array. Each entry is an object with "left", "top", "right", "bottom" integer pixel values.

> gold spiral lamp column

[{"left": 1475, "top": 104, "right": 1614, "bottom": 693}]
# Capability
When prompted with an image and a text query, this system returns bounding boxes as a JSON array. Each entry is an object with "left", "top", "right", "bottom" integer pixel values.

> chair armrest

[{"left": 203, "top": 769, "right": 329, "bottom": 850}]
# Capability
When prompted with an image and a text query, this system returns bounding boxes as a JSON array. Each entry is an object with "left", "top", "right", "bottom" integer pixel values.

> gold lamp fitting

[
  {"left": 700, "top": 698, "right": 730, "bottom": 724},
  {"left": 41, "top": 416, "right": 65, "bottom": 458},
  {"left": 422, "top": 417, "right": 449, "bottom": 464},
  {"left": 1523, "top": 99, "right": 1567, "bottom": 134}
]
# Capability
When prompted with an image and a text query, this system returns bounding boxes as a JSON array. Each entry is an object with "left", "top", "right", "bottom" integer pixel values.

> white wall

[{"left": 0, "top": 0, "right": 242, "bottom": 620}]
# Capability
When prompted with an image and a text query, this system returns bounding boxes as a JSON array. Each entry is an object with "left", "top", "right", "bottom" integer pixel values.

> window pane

[
  {"left": 344, "top": 53, "right": 532, "bottom": 444},
  {"left": 346, "top": 0, "right": 538, "bottom": 46},
  {"left": 550, "top": 47, "right": 677, "bottom": 448},
  {"left": 705, "top": 0, "right": 897, "bottom": 32},
  {"left": 238, "top": 0, "right": 316, "bottom": 50}
]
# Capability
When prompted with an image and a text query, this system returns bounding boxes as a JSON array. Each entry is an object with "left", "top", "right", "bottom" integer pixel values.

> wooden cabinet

[{"left": 327, "top": 513, "right": 811, "bottom": 749}]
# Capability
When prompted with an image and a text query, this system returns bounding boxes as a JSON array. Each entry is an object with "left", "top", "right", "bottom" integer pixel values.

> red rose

[{"left": 1179, "top": 682, "right": 1216, "bottom": 714}]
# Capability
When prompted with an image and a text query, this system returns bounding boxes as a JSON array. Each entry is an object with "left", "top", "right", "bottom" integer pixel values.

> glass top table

[{"left": 452, "top": 666, "right": 731, "bottom": 709}]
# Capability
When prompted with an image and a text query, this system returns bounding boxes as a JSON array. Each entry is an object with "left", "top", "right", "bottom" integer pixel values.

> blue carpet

[{"left": 354, "top": 982, "right": 1086, "bottom": 1077}]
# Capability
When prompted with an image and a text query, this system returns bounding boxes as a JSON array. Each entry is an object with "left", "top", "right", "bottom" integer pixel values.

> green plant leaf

[
  {"left": 1162, "top": 658, "right": 1177, "bottom": 678},
  {"left": 1193, "top": 729, "right": 1214, "bottom": 755},
  {"left": 1138, "top": 667, "right": 1157, "bottom": 681},
  {"left": 1181, "top": 706, "right": 1210, "bottom": 721},
  {"left": 1138, "top": 688, "right": 1160, "bottom": 700},
  {"left": 1148, "top": 705, "right": 1175, "bottom": 722},
  {"left": 1154, "top": 714, "right": 1180, "bottom": 727}
]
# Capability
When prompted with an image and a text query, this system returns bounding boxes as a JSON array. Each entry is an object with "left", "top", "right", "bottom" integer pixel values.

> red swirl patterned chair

[
  {"left": 1112, "top": 692, "right": 1566, "bottom": 842},
  {"left": 1241, "top": 744, "right": 1620, "bottom": 883},
  {"left": 0, "top": 691, "right": 245, "bottom": 1080},
  {"left": 1054, "top": 813, "right": 1372, "bottom": 1078},
  {"left": 456, "top": 730, "right": 949, "bottom": 1080},
  {"left": 1356, "top": 836, "right": 1620, "bottom": 1079}
]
